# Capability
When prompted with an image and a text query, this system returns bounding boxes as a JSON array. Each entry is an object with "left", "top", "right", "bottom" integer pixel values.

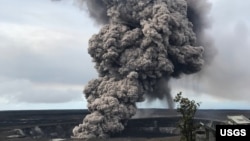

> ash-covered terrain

[{"left": 1, "top": 109, "right": 250, "bottom": 141}]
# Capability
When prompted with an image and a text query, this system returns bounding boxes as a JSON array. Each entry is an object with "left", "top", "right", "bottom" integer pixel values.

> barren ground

[{"left": 0, "top": 136, "right": 181, "bottom": 141}]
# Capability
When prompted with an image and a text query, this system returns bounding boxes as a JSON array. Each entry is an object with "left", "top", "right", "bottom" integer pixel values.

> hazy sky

[{"left": 0, "top": 0, "right": 249, "bottom": 110}]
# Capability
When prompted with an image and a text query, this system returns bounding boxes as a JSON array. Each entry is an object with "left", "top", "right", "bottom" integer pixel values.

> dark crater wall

[{"left": 0, "top": 109, "right": 250, "bottom": 140}]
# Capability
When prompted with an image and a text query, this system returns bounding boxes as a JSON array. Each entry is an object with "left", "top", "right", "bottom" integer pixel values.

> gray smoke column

[{"left": 73, "top": 0, "right": 210, "bottom": 139}]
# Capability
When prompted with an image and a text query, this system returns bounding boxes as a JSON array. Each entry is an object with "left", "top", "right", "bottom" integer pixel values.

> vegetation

[{"left": 174, "top": 92, "right": 201, "bottom": 141}]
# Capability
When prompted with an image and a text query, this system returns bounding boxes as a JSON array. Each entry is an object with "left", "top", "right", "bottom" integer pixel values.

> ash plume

[{"left": 72, "top": 0, "right": 211, "bottom": 139}]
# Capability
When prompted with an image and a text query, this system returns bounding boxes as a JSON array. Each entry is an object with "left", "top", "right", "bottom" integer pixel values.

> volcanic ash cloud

[{"left": 73, "top": 0, "right": 205, "bottom": 139}]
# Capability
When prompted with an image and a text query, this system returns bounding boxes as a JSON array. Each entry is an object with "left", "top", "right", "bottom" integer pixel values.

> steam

[{"left": 72, "top": 0, "right": 211, "bottom": 139}]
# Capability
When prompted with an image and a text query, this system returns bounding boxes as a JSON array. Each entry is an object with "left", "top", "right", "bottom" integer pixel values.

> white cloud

[
  {"left": 0, "top": 22, "right": 97, "bottom": 84},
  {"left": 0, "top": 78, "right": 85, "bottom": 103},
  {"left": 0, "top": 0, "right": 99, "bottom": 110},
  {"left": 0, "top": 101, "right": 87, "bottom": 111}
]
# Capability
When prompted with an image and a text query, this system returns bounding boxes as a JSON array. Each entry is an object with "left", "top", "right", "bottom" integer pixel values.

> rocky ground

[
  {"left": 0, "top": 135, "right": 181, "bottom": 141},
  {"left": 1, "top": 109, "right": 250, "bottom": 141}
]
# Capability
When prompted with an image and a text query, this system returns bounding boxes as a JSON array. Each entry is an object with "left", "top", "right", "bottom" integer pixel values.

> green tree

[{"left": 174, "top": 92, "right": 201, "bottom": 141}]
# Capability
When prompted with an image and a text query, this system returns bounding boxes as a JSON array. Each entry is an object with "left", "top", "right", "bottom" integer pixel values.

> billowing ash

[{"left": 73, "top": 0, "right": 210, "bottom": 139}]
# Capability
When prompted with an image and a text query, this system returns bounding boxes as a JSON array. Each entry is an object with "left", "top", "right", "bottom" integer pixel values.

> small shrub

[{"left": 174, "top": 92, "right": 201, "bottom": 141}]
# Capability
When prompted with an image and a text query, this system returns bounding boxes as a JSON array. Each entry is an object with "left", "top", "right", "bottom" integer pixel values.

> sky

[{"left": 0, "top": 0, "right": 249, "bottom": 110}]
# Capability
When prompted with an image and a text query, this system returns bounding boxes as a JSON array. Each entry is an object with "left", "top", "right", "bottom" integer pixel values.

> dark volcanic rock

[{"left": 0, "top": 109, "right": 250, "bottom": 140}]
